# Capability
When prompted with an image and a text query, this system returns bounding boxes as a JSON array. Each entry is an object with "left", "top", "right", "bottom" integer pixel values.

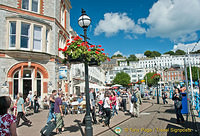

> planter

[
  {"left": 67, "top": 55, "right": 83, "bottom": 64},
  {"left": 89, "top": 58, "right": 100, "bottom": 67}
]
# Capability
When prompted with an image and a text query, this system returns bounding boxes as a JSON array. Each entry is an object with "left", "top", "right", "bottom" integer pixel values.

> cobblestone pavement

[{"left": 17, "top": 98, "right": 200, "bottom": 136}]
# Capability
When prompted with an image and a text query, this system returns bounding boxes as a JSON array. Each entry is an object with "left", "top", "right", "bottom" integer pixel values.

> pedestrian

[
  {"left": 33, "top": 92, "right": 39, "bottom": 113},
  {"left": 47, "top": 90, "right": 57, "bottom": 123},
  {"left": 16, "top": 93, "right": 32, "bottom": 127},
  {"left": 54, "top": 91, "right": 64, "bottom": 134},
  {"left": 27, "top": 91, "right": 33, "bottom": 107},
  {"left": 110, "top": 91, "right": 118, "bottom": 117},
  {"left": 89, "top": 89, "right": 97, "bottom": 124},
  {"left": 120, "top": 90, "right": 128, "bottom": 112},
  {"left": 0, "top": 95, "right": 17, "bottom": 136},
  {"left": 162, "top": 91, "right": 168, "bottom": 104},
  {"left": 172, "top": 88, "right": 184, "bottom": 123},
  {"left": 131, "top": 87, "right": 142, "bottom": 117},
  {"left": 103, "top": 91, "right": 111, "bottom": 127}
]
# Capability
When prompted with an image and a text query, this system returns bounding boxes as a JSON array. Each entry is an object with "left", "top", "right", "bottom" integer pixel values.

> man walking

[
  {"left": 120, "top": 90, "right": 128, "bottom": 112},
  {"left": 132, "top": 87, "right": 142, "bottom": 117}
]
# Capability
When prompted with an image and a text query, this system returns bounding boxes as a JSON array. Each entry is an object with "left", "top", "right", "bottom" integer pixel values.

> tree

[
  {"left": 144, "top": 50, "right": 161, "bottom": 58},
  {"left": 144, "top": 50, "right": 152, "bottom": 57},
  {"left": 111, "top": 54, "right": 123, "bottom": 58},
  {"left": 151, "top": 51, "right": 161, "bottom": 57},
  {"left": 144, "top": 72, "right": 160, "bottom": 87},
  {"left": 127, "top": 54, "right": 138, "bottom": 61},
  {"left": 184, "top": 66, "right": 200, "bottom": 81},
  {"left": 164, "top": 51, "right": 175, "bottom": 55},
  {"left": 113, "top": 72, "right": 131, "bottom": 87},
  {"left": 175, "top": 49, "right": 186, "bottom": 55}
]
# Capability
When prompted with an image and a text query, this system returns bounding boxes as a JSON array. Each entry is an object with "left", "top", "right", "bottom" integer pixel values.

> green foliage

[
  {"left": 126, "top": 54, "right": 138, "bottom": 61},
  {"left": 144, "top": 72, "right": 160, "bottom": 87},
  {"left": 113, "top": 72, "right": 131, "bottom": 87},
  {"left": 164, "top": 51, "right": 175, "bottom": 55},
  {"left": 184, "top": 66, "right": 200, "bottom": 81},
  {"left": 144, "top": 50, "right": 161, "bottom": 58},
  {"left": 111, "top": 54, "right": 123, "bottom": 58},
  {"left": 175, "top": 49, "right": 186, "bottom": 55},
  {"left": 144, "top": 50, "right": 152, "bottom": 57}
]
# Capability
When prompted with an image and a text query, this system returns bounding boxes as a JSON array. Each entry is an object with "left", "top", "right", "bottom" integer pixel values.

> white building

[{"left": 106, "top": 66, "right": 145, "bottom": 84}]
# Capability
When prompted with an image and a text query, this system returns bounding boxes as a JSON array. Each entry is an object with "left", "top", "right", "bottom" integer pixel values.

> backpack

[{"left": 131, "top": 93, "right": 138, "bottom": 103}]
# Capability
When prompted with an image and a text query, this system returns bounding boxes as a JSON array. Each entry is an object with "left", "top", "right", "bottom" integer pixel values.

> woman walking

[
  {"left": 16, "top": 93, "right": 32, "bottom": 127},
  {"left": 172, "top": 88, "right": 184, "bottom": 123},
  {"left": 0, "top": 95, "right": 17, "bottom": 136},
  {"left": 103, "top": 92, "right": 111, "bottom": 127},
  {"left": 110, "top": 91, "right": 118, "bottom": 117},
  {"left": 54, "top": 92, "right": 64, "bottom": 133}
]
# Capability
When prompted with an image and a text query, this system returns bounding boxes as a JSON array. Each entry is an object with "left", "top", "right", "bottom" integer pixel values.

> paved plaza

[{"left": 16, "top": 98, "right": 200, "bottom": 136}]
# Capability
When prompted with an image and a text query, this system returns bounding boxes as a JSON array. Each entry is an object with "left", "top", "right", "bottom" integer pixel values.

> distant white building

[{"left": 106, "top": 66, "right": 145, "bottom": 84}]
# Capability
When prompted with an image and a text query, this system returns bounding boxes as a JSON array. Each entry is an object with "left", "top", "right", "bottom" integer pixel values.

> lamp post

[
  {"left": 78, "top": 9, "right": 92, "bottom": 136},
  {"left": 155, "top": 63, "right": 160, "bottom": 104}
]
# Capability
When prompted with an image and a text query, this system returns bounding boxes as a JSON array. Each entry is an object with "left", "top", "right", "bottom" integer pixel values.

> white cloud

[
  {"left": 140, "top": 0, "right": 200, "bottom": 42},
  {"left": 113, "top": 51, "right": 123, "bottom": 56},
  {"left": 172, "top": 42, "right": 200, "bottom": 52},
  {"left": 94, "top": 13, "right": 146, "bottom": 37}
]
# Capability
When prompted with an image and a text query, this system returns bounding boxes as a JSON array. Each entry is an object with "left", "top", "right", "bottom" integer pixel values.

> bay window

[
  {"left": 33, "top": 25, "right": 42, "bottom": 50},
  {"left": 9, "top": 22, "right": 16, "bottom": 48},
  {"left": 21, "top": 23, "right": 30, "bottom": 49}
]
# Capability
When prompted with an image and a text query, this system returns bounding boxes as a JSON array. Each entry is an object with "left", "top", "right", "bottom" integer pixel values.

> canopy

[
  {"left": 75, "top": 82, "right": 107, "bottom": 89},
  {"left": 111, "top": 84, "right": 122, "bottom": 87}
]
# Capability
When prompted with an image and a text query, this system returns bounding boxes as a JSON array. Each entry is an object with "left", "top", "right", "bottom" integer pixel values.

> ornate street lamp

[{"left": 78, "top": 9, "right": 93, "bottom": 136}]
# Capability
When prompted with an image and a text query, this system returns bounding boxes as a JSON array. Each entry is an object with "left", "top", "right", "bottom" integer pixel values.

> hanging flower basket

[
  {"left": 67, "top": 55, "right": 83, "bottom": 64},
  {"left": 89, "top": 58, "right": 100, "bottom": 67},
  {"left": 58, "top": 36, "right": 110, "bottom": 65}
]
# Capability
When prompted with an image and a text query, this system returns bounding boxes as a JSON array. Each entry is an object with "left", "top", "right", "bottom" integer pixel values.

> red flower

[
  {"left": 107, "top": 58, "right": 111, "bottom": 61},
  {"left": 64, "top": 46, "right": 67, "bottom": 50},
  {"left": 58, "top": 48, "right": 62, "bottom": 51},
  {"left": 101, "top": 48, "right": 104, "bottom": 51},
  {"left": 71, "top": 41, "right": 74, "bottom": 43},
  {"left": 67, "top": 39, "right": 70, "bottom": 42},
  {"left": 71, "top": 36, "right": 74, "bottom": 39},
  {"left": 67, "top": 43, "right": 71, "bottom": 46},
  {"left": 90, "top": 45, "right": 95, "bottom": 48},
  {"left": 97, "top": 48, "right": 101, "bottom": 51},
  {"left": 95, "top": 51, "right": 99, "bottom": 54},
  {"left": 86, "top": 45, "right": 89, "bottom": 49},
  {"left": 88, "top": 49, "right": 91, "bottom": 51},
  {"left": 102, "top": 53, "right": 105, "bottom": 55},
  {"left": 77, "top": 45, "right": 81, "bottom": 47},
  {"left": 98, "top": 45, "right": 102, "bottom": 47}
]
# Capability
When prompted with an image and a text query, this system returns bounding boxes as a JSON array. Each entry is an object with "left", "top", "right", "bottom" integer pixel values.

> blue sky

[{"left": 70, "top": 0, "right": 200, "bottom": 57}]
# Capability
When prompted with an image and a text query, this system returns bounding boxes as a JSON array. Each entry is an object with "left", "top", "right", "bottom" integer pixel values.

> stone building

[{"left": 0, "top": 0, "right": 74, "bottom": 99}]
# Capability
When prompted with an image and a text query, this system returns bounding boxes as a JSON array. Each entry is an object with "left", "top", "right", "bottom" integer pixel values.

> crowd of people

[{"left": 0, "top": 85, "right": 188, "bottom": 135}]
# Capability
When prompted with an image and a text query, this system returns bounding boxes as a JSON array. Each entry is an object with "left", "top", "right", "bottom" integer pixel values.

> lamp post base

[{"left": 85, "top": 115, "right": 93, "bottom": 136}]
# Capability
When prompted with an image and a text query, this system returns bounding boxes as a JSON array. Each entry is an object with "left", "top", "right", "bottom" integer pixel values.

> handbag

[{"left": 175, "top": 101, "right": 182, "bottom": 108}]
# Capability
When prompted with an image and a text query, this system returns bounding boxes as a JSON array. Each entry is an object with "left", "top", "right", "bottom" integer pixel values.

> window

[
  {"left": 46, "top": 30, "right": 49, "bottom": 52},
  {"left": 9, "top": 22, "right": 16, "bottom": 48},
  {"left": 22, "top": 0, "right": 29, "bottom": 10},
  {"left": 22, "top": 0, "right": 39, "bottom": 13},
  {"left": 33, "top": 25, "right": 42, "bottom": 50},
  {"left": 21, "top": 23, "right": 30, "bottom": 49},
  {"left": 61, "top": 6, "right": 65, "bottom": 26},
  {"left": 32, "top": 0, "right": 39, "bottom": 12}
]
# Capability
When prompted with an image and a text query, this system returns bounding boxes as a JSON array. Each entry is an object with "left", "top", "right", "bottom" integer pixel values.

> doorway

[{"left": 23, "top": 79, "right": 32, "bottom": 99}]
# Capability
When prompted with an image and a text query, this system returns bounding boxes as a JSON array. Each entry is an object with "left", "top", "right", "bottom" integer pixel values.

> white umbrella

[
  {"left": 111, "top": 84, "right": 122, "bottom": 87},
  {"left": 75, "top": 82, "right": 102, "bottom": 89}
]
